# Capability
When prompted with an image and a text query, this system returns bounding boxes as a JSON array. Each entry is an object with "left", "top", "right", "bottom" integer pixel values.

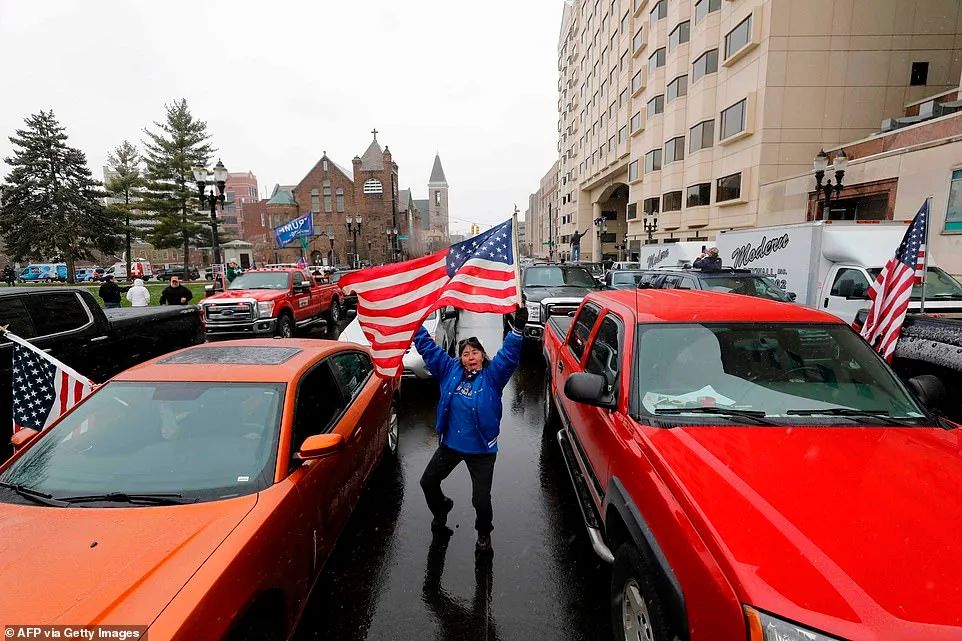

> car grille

[
  {"left": 204, "top": 301, "right": 255, "bottom": 323},
  {"left": 543, "top": 302, "right": 580, "bottom": 319}
]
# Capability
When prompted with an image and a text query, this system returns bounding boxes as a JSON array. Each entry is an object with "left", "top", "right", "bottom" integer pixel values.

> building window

[
  {"left": 600, "top": 79, "right": 607, "bottom": 98},
  {"left": 644, "top": 148, "right": 662, "bottom": 173},
  {"left": 627, "top": 202, "right": 638, "bottom": 220},
  {"left": 600, "top": 112, "right": 606, "bottom": 128},
  {"left": 666, "top": 75, "right": 688, "bottom": 101},
  {"left": 643, "top": 197, "right": 659, "bottom": 216},
  {"left": 618, "top": 125, "right": 628, "bottom": 144},
  {"left": 686, "top": 182, "right": 711, "bottom": 207},
  {"left": 692, "top": 49, "right": 719, "bottom": 83},
  {"left": 716, "top": 172, "right": 742, "bottom": 202},
  {"left": 620, "top": 50, "right": 628, "bottom": 70},
  {"left": 649, "top": 0, "right": 666, "bottom": 23},
  {"left": 610, "top": 100, "right": 617, "bottom": 118},
  {"left": 693, "top": 0, "right": 721, "bottom": 25},
  {"left": 323, "top": 180, "right": 332, "bottom": 213},
  {"left": 945, "top": 169, "right": 962, "bottom": 231},
  {"left": 608, "top": 135, "right": 616, "bottom": 153},
  {"left": 720, "top": 98, "right": 747, "bottom": 140},
  {"left": 668, "top": 20, "right": 690, "bottom": 51},
  {"left": 631, "top": 111, "right": 642, "bottom": 131},
  {"left": 621, "top": 9, "right": 629, "bottom": 33},
  {"left": 662, "top": 190, "right": 682, "bottom": 212},
  {"left": 646, "top": 94, "right": 664, "bottom": 117},
  {"left": 689, "top": 119, "right": 715, "bottom": 152},
  {"left": 664, "top": 136, "right": 685, "bottom": 164},
  {"left": 724, "top": 15, "right": 752, "bottom": 60},
  {"left": 619, "top": 89, "right": 628, "bottom": 107},
  {"left": 310, "top": 188, "right": 320, "bottom": 213},
  {"left": 911, "top": 61, "right": 929, "bottom": 86},
  {"left": 648, "top": 47, "right": 666, "bottom": 74},
  {"left": 631, "top": 70, "right": 644, "bottom": 93},
  {"left": 322, "top": 159, "right": 328, "bottom": 171},
  {"left": 363, "top": 179, "right": 383, "bottom": 194},
  {"left": 633, "top": 27, "right": 644, "bottom": 53},
  {"left": 335, "top": 188, "right": 345, "bottom": 212},
  {"left": 628, "top": 160, "right": 639, "bottom": 181}
]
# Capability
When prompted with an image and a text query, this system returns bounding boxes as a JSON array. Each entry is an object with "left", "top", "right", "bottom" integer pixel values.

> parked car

[
  {"left": 329, "top": 269, "right": 359, "bottom": 311},
  {"left": 543, "top": 288, "right": 960, "bottom": 641},
  {"left": 512, "top": 264, "right": 600, "bottom": 340},
  {"left": 156, "top": 264, "right": 201, "bottom": 281},
  {"left": 337, "top": 306, "right": 459, "bottom": 379},
  {"left": 603, "top": 269, "right": 645, "bottom": 290},
  {"left": 576, "top": 261, "right": 606, "bottom": 286},
  {"left": 639, "top": 267, "right": 796, "bottom": 302},
  {"left": 74, "top": 267, "right": 103, "bottom": 282},
  {"left": 0, "top": 287, "right": 204, "bottom": 458},
  {"left": 105, "top": 260, "right": 153, "bottom": 281},
  {"left": 200, "top": 268, "right": 344, "bottom": 339},
  {"left": 0, "top": 338, "right": 399, "bottom": 640}
]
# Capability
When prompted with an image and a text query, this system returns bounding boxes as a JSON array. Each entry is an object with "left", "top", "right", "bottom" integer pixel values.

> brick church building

[{"left": 241, "top": 131, "right": 448, "bottom": 267}]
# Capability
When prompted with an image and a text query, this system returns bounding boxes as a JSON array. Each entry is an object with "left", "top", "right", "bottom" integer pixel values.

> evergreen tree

[
  {"left": 141, "top": 99, "right": 214, "bottom": 270},
  {"left": 0, "top": 110, "right": 121, "bottom": 282},
  {"left": 105, "top": 140, "right": 145, "bottom": 279}
]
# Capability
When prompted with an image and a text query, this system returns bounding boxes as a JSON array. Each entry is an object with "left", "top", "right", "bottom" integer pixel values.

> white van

[
  {"left": 716, "top": 221, "right": 962, "bottom": 324},
  {"left": 637, "top": 241, "right": 707, "bottom": 270},
  {"left": 105, "top": 260, "right": 153, "bottom": 280}
]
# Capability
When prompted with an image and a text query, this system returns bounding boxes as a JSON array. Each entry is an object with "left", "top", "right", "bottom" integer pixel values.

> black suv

[
  {"left": 639, "top": 268, "right": 795, "bottom": 302},
  {"left": 512, "top": 264, "right": 601, "bottom": 339}
]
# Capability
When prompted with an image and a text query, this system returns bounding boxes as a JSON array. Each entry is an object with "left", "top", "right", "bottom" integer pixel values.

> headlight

[
  {"left": 745, "top": 606, "right": 842, "bottom": 641},
  {"left": 258, "top": 301, "right": 275, "bottom": 318},
  {"left": 526, "top": 301, "right": 541, "bottom": 322}
]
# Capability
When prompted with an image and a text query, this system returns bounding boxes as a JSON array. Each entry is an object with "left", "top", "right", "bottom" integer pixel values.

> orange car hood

[{"left": 0, "top": 495, "right": 257, "bottom": 625}]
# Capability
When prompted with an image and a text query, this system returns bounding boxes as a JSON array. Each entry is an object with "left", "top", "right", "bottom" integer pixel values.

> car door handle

[
  {"left": 823, "top": 297, "right": 829, "bottom": 308},
  {"left": 557, "top": 361, "right": 564, "bottom": 372},
  {"left": 90, "top": 335, "right": 108, "bottom": 343}
]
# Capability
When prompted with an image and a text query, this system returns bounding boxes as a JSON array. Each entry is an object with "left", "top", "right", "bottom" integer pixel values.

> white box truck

[
  {"left": 637, "top": 241, "right": 706, "bottom": 270},
  {"left": 716, "top": 221, "right": 962, "bottom": 324}
]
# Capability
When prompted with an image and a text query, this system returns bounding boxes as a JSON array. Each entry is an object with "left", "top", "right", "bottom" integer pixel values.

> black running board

[{"left": 556, "top": 428, "right": 614, "bottom": 563}]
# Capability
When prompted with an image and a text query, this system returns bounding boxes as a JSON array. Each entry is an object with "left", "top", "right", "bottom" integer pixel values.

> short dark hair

[{"left": 458, "top": 336, "right": 490, "bottom": 368}]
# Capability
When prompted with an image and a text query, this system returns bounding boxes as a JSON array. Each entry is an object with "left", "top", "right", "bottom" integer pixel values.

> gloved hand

[{"left": 511, "top": 306, "right": 528, "bottom": 331}]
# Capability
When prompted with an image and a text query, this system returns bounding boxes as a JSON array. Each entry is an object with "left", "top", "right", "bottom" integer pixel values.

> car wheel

[
  {"left": 275, "top": 313, "right": 294, "bottom": 338},
  {"left": 610, "top": 543, "right": 672, "bottom": 641},
  {"left": 544, "top": 372, "right": 559, "bottom": 429},
  {"left": 385, "top": 397, "right": 399, "bottom": 457},
  {"left": 328, "top": 300, "right": 341, "bottom": 325}
]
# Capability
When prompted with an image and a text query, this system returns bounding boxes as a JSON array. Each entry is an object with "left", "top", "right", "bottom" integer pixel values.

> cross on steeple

[{"left": 371, "top": 128, "right": 378, "bottom": 141}]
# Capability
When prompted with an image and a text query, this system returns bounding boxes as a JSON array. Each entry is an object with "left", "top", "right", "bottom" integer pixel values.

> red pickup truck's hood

[
  {"left": 202, "top": 289, "right": 285, "bottom": 303},
  {"left": 0, "top": 496, "right": 257, "bottom": 625},
  {"left": 651, "top": 426, "right": 962, "bottom": 639}
]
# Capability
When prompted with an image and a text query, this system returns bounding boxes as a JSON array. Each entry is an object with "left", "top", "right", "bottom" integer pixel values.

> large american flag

[
  {"left": 860, "top": 200, "right": 929, "bottom": 360},
  {"left": 340, "top": 218, "right": 519, "bottom": 377},
  {"left": 8, "top": 332, "right": 93, "bottom": 433}
]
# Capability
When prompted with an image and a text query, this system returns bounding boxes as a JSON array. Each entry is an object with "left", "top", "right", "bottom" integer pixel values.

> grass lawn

[{"left": 10, "top": 281, "right": 211, "bottom": 308}]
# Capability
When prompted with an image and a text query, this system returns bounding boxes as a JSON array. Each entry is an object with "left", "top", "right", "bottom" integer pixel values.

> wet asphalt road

[{"left": 295, "top": 312, "right": 612, "bottom": 641}]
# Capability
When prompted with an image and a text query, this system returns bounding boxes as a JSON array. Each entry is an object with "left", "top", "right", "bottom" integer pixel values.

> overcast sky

[{"left": 0, "top": 0, "right": 561, "bottom": 234}]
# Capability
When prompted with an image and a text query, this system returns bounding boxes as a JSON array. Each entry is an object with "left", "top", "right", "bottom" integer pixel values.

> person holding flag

[{"left": 339, "top": 217, "right": 524, "bottom": 554}]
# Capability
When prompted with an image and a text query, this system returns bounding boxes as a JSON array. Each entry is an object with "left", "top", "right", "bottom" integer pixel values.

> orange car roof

[
  {"left": 593, "top": 289, "right": 848, "bottom": 324},
  {"left": 114, "top": 339, "right": 362, "bottom": 383}
]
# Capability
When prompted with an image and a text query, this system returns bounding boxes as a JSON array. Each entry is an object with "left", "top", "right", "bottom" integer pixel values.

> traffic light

[{"left": 470, "top": 223, "right": 480, "bottom": 236}]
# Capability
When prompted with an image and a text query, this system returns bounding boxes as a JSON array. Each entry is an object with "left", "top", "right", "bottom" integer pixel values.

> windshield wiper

[
  {"left": 653, "top": 407, "right": 779, "bottom": 426},
  {"left": 785, "top": 408, "right": 909, "bottom": 425},
  {"left": 57, "top": 492, "right": 199, "bottom": 506},
  {"left": 0, "top": 481, "right": 68, "bottom": 507}
]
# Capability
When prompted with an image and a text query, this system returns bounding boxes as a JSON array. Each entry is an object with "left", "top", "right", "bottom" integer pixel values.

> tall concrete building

[
  {"left": 539, "top": 161, "right": 560, "bottom": 259},
  {"left": 526, "top": 192, "right": 539, "bottom": 257},
  {"left": 556, "top": 0, "right": 962, "bottom": 260}
]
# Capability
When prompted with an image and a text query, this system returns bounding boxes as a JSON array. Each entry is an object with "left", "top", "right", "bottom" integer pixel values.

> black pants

[{"left": 421, "top": 444, "right": 497, "bottom": 534}]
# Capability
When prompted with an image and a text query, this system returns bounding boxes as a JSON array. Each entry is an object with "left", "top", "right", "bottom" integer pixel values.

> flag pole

[
  {"left": 512, "top": 206, "right": 522, "bottom": 305},
  {"left": 920, "top": 195, "right": 932, "bottom": 315}
]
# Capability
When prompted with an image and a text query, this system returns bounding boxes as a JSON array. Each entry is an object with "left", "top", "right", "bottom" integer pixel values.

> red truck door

[{"left": 290, "top": 271, "right": 319, "bottom": 322}]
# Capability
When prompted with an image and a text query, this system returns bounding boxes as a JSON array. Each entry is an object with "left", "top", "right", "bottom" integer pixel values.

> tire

[
  {"left": 275, "top": 313, "right": 294, "bottom": 338},
  {"left": 327, "top": 300, "right": 342, "bottom": 325},
  {"left": 610, "top": 543, "right": 672, "bottom": 641},
  {"left": 385, "top": 397, "right": 399, "bottom": 457},
  {"left": 544, "top": 372, "right": 560, "bottom": 429}
]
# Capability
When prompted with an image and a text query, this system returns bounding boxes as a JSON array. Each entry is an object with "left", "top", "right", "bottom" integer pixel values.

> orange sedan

[{"left": 0, "top": 339, "right": 399, "bottom": 640}]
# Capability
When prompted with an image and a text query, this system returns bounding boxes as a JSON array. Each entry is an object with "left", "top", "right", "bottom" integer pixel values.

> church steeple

[{"left": 428, "top": 153, "right": 447, "bottom": 187}]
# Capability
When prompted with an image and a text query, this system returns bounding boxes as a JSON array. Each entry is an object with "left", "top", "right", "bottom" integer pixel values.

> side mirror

[
  {"left": 300, "top": 280, "right": 312, "bottom": 288},
  {"left": 442, "top": 308, "right": 459, "bottom": 321},
  {"left": 907, "top": 374, "right": 946, "bottom": 408},
  {"left": 788, "top": 291, "right": 797, "bottom": 301},
  {"left": 204, "top": 284, "right": 214, "bottom": 295},
  {"left": 564, "top": 372, "right": 616, "bottom": 409},
  {"left": 11, "top": 427, "right": 39, "bottom": 451},
  {"left": 296, "top": 433, "right": 344, "bottom": 460}
]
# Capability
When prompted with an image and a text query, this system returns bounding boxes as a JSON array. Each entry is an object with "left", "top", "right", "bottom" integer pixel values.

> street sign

[{"left": 398, "top": 234, "right": 409, "bottom": 240}]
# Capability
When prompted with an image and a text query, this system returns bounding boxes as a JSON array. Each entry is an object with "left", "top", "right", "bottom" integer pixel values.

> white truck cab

[{"left": 717, "top": 221, "right": 962, "bottom": 324}]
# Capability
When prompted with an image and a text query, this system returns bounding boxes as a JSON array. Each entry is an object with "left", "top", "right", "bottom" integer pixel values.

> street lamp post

[
  {"left": 593, "top": 215, "right": 607, "bottom": 262},
  {"left": 192, "top": 159, "right": 228, "bottom": 268},
  {"left": 622, "top": 233, "right": 629, "bottom": 261},
  {"left": 385, "top": 227, "right": 399, "bottom": 263},
  {"left": 346, "top": 215, "right": 362, "bottom": 268},
  {"left": 644, "top": 216, "right": 658, "bottom": 243},
  {"left": 367, "top": 240, "right": 373, "bottom": 265},
  {"left": 328, "top": 236, "right": 336, "bottom": 267},
  {"left": 813, "top": 148, "right": 848, "bottom": 220}
]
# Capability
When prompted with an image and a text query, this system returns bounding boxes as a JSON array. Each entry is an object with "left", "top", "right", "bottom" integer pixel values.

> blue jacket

[{"left": 412, "top": 326, "right": 523, "bottom": 452}]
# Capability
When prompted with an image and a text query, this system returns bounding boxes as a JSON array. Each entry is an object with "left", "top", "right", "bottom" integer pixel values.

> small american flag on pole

[
  {"left": 860, "top": 199, "right": 929, "bottom": 360},
  {"left": 6, "top": 331, "right": 93, "bottom": 433},
  {"left": 339, "top": 217, "right": 520, "bottom": 378}
]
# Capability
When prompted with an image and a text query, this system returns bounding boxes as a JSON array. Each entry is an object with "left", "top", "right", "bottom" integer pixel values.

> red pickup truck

[
  {"left": 544, "top": 289, "right": 962, "bottom": 641},
  {"left": 201, "top": 268, "right": 343, "bottom": 339}
]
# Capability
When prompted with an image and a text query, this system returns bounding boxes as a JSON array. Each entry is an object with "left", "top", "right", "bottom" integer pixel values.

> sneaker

[
  {"left": 431, "top": 497, "right": 454, "bottom": 533},
  {"left": 475, "top": 533, "right": 493, "bottom": 555}
]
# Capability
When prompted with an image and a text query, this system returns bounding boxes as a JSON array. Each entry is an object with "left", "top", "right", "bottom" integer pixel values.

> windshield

[
  {"left": 0, "top": 382, "right": 285, "bottom": 504},
  {"left": 581, "top": 263, "right": 604, "bottom": 276},
  {"left": 867, "top": 266, "right": 962, "bottom": 300},
  {"left": 700, "top": 275, "right": 793, "bottom": 301},
  {"left": 611, "top": 271, "right": 645, "bottom": 287},
  {"left": 524, "top": 266, "right": 598, "bottom": 288},
  {"left": 229, "top": 271, "right": 291, "bottom": 290},
  {"left": 635, "top": 323, "right": 926, "bottom": 423}
]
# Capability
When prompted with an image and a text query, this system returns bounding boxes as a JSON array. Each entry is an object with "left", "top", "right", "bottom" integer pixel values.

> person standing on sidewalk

[
  {"left": 413, "top": 306, "right": 527, "bottom": 555},
  {"left": 125, "top": 278, "right": 150, "bottom": 307},
  {"left": 98, "top": 275, "right": 126, "bottom": 309}
]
